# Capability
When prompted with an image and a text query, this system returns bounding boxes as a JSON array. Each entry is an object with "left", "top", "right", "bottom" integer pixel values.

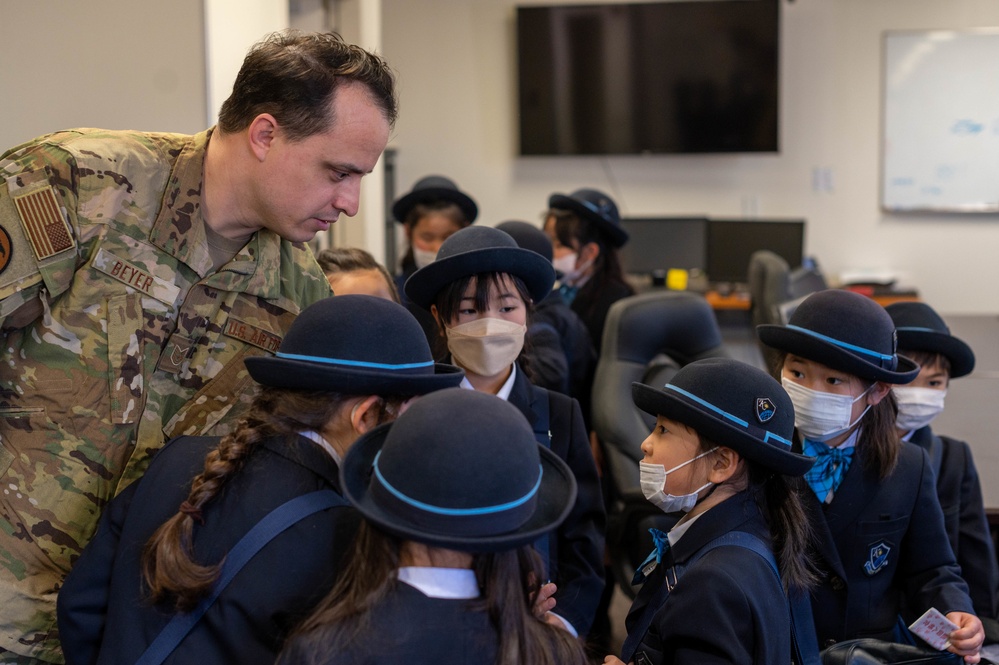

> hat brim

[
  {"left": 404, "top": 246, "right": 556, "bottom": 310},
  {"left": 631, "top": 382, "right": 815, "bottom": 477},
  {"left": 341, "top": 423, "right": 578, "bottom": 552},
  {"left": 549, "top": 193, "right": 628, "bottom": 248},
  {"left": 757, "top": 324, "right": 920, "bottom": 384},
  {"left": 895, "top": 330, "right": 975, "bottom": 379},
  {"left": 393, "top": 187, "right": 478, "bottom": 224},
  {"left": 244, "top": 357, "right": 464, "bottom": 395}
]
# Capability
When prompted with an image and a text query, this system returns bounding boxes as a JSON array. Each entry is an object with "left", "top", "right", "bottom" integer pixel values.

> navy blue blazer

[
  {"left": 278, "top": 582, "right": 499, "bottom": 665},
  {"left": 57, "top": 434, "right": 359, "bottom": 665},
  {"left": 803, "top": 438, "right": 974, "bottom": 647},
  {"left": 507, "top": 368, "right": 606, "bottom": 637},
  {"left": 623, "top": 491, "right": 791, "bottom": 665},
  {"left": 909, "top": 426, "right": 998, "bottom": 621}
]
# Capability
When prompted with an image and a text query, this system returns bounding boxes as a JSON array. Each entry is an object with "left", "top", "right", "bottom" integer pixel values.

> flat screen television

[
  {"left": 517, "top": 0, "right": 780, "bottom": 156},
  {"left": 619, "top": 217, "right": 708, "bottom": 275},
  {"left": 705, "top": 218, "right": 804, "bottom": 285}
]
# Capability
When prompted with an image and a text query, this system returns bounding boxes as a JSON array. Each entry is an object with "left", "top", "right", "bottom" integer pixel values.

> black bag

[{"left": 821, "top": 639, "right": 963, "bottom": 665}]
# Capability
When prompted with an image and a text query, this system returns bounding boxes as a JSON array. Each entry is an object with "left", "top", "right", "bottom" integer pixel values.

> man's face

[{"left": 254, "top": 83, "right": 391, "bottom": 243}]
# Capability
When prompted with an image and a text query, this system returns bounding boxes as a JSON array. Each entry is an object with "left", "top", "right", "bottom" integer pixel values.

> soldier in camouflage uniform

[{"left": 0, "top": 31, "right": 397, "bottom": 664}]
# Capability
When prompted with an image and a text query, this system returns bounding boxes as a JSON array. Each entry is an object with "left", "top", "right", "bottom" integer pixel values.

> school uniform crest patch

[
  {"left": 756, "top": 397, "right": 776, "bottom": 423},
  {"left": 864, "top": 541, "right": 892, "bottom": 576}
]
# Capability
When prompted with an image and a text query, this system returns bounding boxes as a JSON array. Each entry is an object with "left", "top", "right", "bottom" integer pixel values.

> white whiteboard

[{"left": 881, "top": 30, "right": 999, "bottom": 212}]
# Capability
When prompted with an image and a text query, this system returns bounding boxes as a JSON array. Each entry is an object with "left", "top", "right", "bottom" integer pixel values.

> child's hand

[
  {"left": 531, "top": 581, "right": 557, "bottom": 618},
  {"left": 945, "top": 611, "right": 984, "bottom": 663},
  {"left": 603, "top": 657, "right": 629, "bottom": 665}
]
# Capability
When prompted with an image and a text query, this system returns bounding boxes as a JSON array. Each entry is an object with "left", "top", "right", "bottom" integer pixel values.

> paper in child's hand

[{"left": 908, "top": 607, "right": 959, "bottom": 651}]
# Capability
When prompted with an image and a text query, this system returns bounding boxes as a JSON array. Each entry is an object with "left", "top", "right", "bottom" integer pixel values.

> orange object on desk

[{"left": 704, "top": 290, "right": 751, "bottom": 310}]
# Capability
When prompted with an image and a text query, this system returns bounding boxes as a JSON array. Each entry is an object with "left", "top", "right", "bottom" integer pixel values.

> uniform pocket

[{"left": 106, "top": 292, "right": 145, "bottom": 424}]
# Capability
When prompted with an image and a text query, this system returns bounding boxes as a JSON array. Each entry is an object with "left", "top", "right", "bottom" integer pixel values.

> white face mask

[
  {"left": 639, "top": 447, "right": 718, "bottom": 514},
  {"left": 552, "top": 253, "right": 592, "bottom": 287},
  {"left": 412, "top": 246, "right": 438, "bottom": 269},
  {"left": 893, "top": 387, "right": 947, "bottom": 432},
  {"left": 445, "top": 317, "right": 526, "bottom": 377},
  {"left": 781, "top": 377, "right": 872, "bottom": 443}
]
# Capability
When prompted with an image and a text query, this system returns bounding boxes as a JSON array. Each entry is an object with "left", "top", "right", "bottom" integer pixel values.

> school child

[
  {"left": 316, "top": 246, "right": 400, "bottom": 302},
  {"left": 404, "top": 225, "right": 606, "bottom": 638},
  {"left": 603, "top": 357, "right": 816, "bottom": 665},
  {"left": 392, "top": 174, "right": 478, "bottom": 301},
  {"left": 757, "top": 289, "right": 985, "bottom": 660},
  {"left": 277, "top": 388, "right": 590, "bottom": 665},
  {"left": 886, "top": 301, "right": 999, "bottom": 640},
  {"left": 56, "top": 296, "right": 464, "bottom": 665},
  {"left": 544, "top": 188, "right": 634, "bottom": 352}
]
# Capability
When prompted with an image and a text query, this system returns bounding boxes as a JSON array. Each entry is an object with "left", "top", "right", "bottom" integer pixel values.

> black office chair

[
  {"left": 747, "top": 250, "right": 791, "bottom": 372},
  {"left": 591, "top": 291, "right": 729, "bottom": 598}
]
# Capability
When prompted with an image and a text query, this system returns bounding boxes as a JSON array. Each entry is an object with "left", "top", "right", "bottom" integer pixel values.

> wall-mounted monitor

[
  {"left": 706, "top": 218, "right": 805, "bottom": 285},
  {"left": 619, "top": 217, "right": 708, "bottom": 276},
  {"left": 516, "top": 0, "right": 780, "bottom": 156}
]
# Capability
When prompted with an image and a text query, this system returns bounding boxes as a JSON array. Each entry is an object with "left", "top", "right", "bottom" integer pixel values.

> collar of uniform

[
  {"left": 148, "top": 129, "right": 214, "bottom": 275},
  {"left": 458, "top": 362, "right": 517, "bottom": 401},
  {"left": 397, "top": 566, "right": 480, "bottom": 599},
  {"left": 262, "top": 433, "right": 342, "bottom": 489},
  {"left": 667, "top": 490, "right": 761, "bottom": 564}
]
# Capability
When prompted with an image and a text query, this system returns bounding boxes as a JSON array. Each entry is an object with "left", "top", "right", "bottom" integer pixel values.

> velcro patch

[
  {"left": 12, "top": 186, "right": 75, "bottom": 260},
  {"left": 92, "top": 248, "right": 181, "bottom": 304},
  {"left": 223, "top": 317, "right": 282, "bottom": 353}
]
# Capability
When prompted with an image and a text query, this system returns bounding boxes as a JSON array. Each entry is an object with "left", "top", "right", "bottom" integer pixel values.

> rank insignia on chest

[{"left": 863, "top": 541, "right": 892, "bottom": 576}]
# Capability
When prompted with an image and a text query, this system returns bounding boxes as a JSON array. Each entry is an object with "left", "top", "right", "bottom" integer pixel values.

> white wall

[{"left": 381, "top": 0, "right": 999, "bottom": 315}]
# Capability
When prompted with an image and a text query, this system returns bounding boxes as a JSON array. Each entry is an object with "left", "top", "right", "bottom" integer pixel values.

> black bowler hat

[
  {"left": 244, "top": 295, "right": 463, "bottom": 394},
  {"left": 496, "top": 220, "right": 553, "bottom": 263},
  {"left": 404, "top": 226, "right": 556, "bottom": 310},
  {"left": 548, "top": 188, "right": 629, "bottom": 248},
  {"left": 341, "top": 388, "right": 577, "bottom": 551},
  {"left": 392, "top": 175, "right": 478, "bottom": 225},
  {"left": 632, "top": 358, "right": 814, "bottom": 476},
  {"left": 886, "top": 301, "right": 975, "bottom": 379},
  {"left": 758, "top": 289, "right": 919, "bottom": 384}
]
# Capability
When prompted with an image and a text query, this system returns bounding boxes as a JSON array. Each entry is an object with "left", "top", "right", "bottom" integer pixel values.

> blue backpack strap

[{"left": 134, "top": 489, "right": 347, "bottom": 665}]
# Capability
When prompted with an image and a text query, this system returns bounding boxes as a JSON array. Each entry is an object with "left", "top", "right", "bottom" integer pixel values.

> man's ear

[
  {"left": 350, "top": 395, "right": 384, "bottom": 435},
  {"left": 247, "top": 113, "right": 279, "bottom": 162}
]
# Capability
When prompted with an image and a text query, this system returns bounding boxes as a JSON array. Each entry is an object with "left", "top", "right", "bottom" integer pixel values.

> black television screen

[
  {"left": 619, "top": 217, "right": 708, "bottom": 275},
  {"left": 706, "top": 218, "right": 804, "bottom": 285},
  {"left": 517, "top": 0, "right": 780, "bottom": 156}
]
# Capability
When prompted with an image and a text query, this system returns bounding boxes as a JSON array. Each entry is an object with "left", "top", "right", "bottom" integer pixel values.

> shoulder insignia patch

[
  {"left": 0, "top": 226, "right": 12, "bottom": 275},
  {"left": 756, "top": 397, "right": 776, "bottom": 423},
  {"left": 12, "top": 186, "right": 75, "bottom": 260},
  {"left": 863, "top": 541, "right": 892, "bottom": 576}
]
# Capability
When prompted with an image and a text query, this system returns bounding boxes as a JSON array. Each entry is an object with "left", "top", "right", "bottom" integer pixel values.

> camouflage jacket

[{"left": 0, "top": 128, "right": 332, "bottom": 662}]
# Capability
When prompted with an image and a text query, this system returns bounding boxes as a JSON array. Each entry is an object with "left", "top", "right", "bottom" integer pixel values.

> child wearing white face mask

[
  {"left": 607, "top": 358, "right": 817, "bottom": 665},
  {"left": 886, "top": 302, "right": 999, "bottom": 643},
  {"left": 404, "top": 226, "right": 606, "bottom": 643},
  {"left": 758, "top": 290, "right": 985, "bottom": 661}
]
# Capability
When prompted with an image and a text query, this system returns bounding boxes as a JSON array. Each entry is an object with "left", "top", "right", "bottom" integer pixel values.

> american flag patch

[{"left": 12, "top": 186, "right": 75, "bottom": 260}]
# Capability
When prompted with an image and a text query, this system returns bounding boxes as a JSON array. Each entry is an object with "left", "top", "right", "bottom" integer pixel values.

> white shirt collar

[
  {"left": 667, "top": 511, "right": 706, "bottom": 548},
  {"left": 297, "top": 430, "right": 342, "bottom": 466},
  {"left": 397, "top": 567, "right": 480, "bottom": 599},
  {"left": 458, "top": 363, "right": 517, "bottom": 401}
]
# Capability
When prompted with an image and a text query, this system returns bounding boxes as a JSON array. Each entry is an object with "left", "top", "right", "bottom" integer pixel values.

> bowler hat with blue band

[
  {"left": 548, "top": 187, "right": 629, "bottom": 248},
  {"left": 886, "top": 301, "right": 975, "bottom": 379},
  {"left": 632, "top": 358, "right": 814, "bottom": 477},
  {"left": 392, "top": 175, "right": 478, "bottom": 225},
  {"left": 244, "top": 295, "right": 463, "bottom": 394},
  {"left": 757, "top": 289, "right": 919, "bottom": 384},
  {"left": 404, "top": 225, "right": 556, "bottom": 310},
  {"left": 341, "top": 388, "right": 577, "bottom": 551}
]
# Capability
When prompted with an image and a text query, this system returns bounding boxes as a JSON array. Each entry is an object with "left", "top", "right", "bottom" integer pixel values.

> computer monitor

[
  {"left": 619, "top": 217, "right": 709, "bottom": 276},
  {"left": 706, "top": 219, "right": 805, "bottom": 285}
]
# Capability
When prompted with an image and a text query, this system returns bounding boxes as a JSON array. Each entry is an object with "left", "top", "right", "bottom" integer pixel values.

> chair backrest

[
  {"left": 747, "top": 249, "right": 791, "bottom": 329},
  {"left": 592, "top": 291, "right": 728, "bottom": 494}
]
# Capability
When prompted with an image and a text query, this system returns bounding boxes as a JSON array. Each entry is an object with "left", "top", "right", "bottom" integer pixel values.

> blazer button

[
  {"left": 830, "top": 577, "right": 845, "bottom": 591},
  {"left": 825, "top": 639, "right": 838, "bottom": 648}
]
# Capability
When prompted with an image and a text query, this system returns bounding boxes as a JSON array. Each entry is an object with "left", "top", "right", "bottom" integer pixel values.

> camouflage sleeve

[{"left": 0, "top": 137, "right": 82, "bottom": 330}]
